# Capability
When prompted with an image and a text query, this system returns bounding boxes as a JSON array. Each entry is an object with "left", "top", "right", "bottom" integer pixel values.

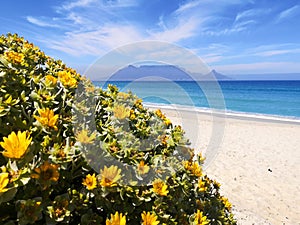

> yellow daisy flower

[
  {"left": 152, "top": 179, "right": 169, "bottom": 196},
  {"left": 117, "top": 92, "right": 130, "bottom": 100},
  {"left": 82, "top": 173, "right": 97, "bottom": 190},
  {"left": 34, "top": 108, "right": 59, "bottom": 130},
  {"left": 24, "top": 42, "right": 34, "bottom": 49},
  {"left": 113, "top": 105, "right": 130, "bottom": 120},
  {"left": 100, "top": 165, "right": 122, "bottom": 187},
  {"left": 137, "top": 161, "right": 150, "bottom": 175},
  {"left": 45, "top": 75, "right": 57, "bottom": 85},
  {"left": 155, "top": 109, "right": 165, "bottom": 119},
  {"left": 193, "top": 210, "right": 210, "bottom": 225},
  {"left": 198, "top": 179, "right": 207, "bottom": 192},
  {"left": 0, "top": 172, "right": 9, "bottom": 193},
  {"left": 141, "top": 211, "right": 160, "bottom": 225},
  {"left": 0, "top": 105, "right": 5, "bottom": 114},
  {"left": 57, "top": 71, "right": 77, "bottom": 88},
  {"left": 0, "top": 131, "right": 32, "bottom": 159},
  {"left": 4, "top": 51, "right": 24, "bottom": 64},
  {"left": 31, "top": 161, "right": 60, "bottom": 187},
  {"left": 184, "top": 161, "right": 202, "bottom": 177},
  {"left": 106, "top": 211, "right": 126, "bottom": 225},
  {"left": 164, "top": 118, "right": 172, "bottom": 126},
  {"left": 213, "top": 180, "right": 221, "bottom": 189},
  {"left": 129, "top": 109, "right": 136, "bottom": 120},
  {"left": 76, "top": 129, "right": 96, "bottom": 144},
  {"left": 221, "top": 197, "right": 232, "bottom": 210},
  {"left": 85, "top": 85, "right": 95, "bottom": 93}
]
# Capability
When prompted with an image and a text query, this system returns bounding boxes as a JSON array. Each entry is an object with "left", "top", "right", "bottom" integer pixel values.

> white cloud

[
  {"left": 214, "top": 62, "right": 300, "bottom": 74},
  {"left": 103, "top": 0, "right": 139, "bottom": 8},
  {"left": 26, "top": 16, "right": 62, "bottom": 28},
  {"left": 255, "top": 49, "right": 300, "bottom": 57},
  {"left": 29, "top": 0, "right": 259, "bottom": 57},
  {"left": 235, "top": 8, "right": 270, "bottom": 21},
  {"left": 47, "top": 24, "right": 144, "bottom": 56},
  {"left": 23, "top": 0, "right": 300, "bottom": 77},
  {"left": 202, "top": 54, "right": 223, "bottom": 64},
  {"left": 62, "top": 0, "right": 138, "bottom": 10},
  {"left": 194, "top": 44, "right": 231, "bottom": 64},
  {"left": 235, "top": 9, "right": 255, "bottom": 21},
  {"left": 149, "top": 17, "right": 201, "bottom": 42},
  {"left": 66, "top": 12, "right": 85, "bottom": 24},
  {"left": 62, "top": 0, "right": 97, "bottom": 10},
  {"left": 175, "top": 0, "right": 246, "bottom": 15},
  {"left": 232, "top": 19, "right": 256, "bottom": 32},
  {"left": 175, "top": 0, "right": 202, "bottom": 14},
  {"left": 245, "top": 44, "right": 300, "bottom": 57},
  {"left": 173, "top": 0, "right": 259, "bottom": 37},
  {"left": 202, "top": 19, "right": 256, "bottom": 36},
  {"left": 276, "top": 5, "right": 300, "bottom": 22}
]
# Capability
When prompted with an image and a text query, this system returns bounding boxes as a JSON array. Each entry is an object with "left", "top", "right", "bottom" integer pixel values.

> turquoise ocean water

[{"left": 93, "top": 81, "right": 300, "bottom": 121}]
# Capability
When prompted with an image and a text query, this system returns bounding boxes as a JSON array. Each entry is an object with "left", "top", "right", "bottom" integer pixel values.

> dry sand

[{"left": 146, "top": 105, "right": 300, "bottom": 225}]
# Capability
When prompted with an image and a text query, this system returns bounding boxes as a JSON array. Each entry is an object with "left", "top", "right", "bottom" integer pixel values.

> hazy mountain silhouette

[
  {"left": 108, "top": 65, "right": 231, "bottom": 81},
  {"left": 199, "top": 69, "right": 232, "bottom": 80}
]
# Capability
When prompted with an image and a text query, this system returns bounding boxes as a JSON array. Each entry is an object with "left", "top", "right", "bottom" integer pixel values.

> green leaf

[{"left": 0, "top": 187, "right": 17, "bottom": 204}]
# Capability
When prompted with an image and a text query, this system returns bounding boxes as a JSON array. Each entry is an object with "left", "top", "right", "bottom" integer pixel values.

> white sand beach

[{"left": 146, "top": 105, "right": 300, "bottom": 225}]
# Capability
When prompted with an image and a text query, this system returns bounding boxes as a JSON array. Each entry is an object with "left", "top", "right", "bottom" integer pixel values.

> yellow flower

[
  {"left": 34, "top": 108, "right": 59, "bottom": 130},
  {"left": 193, "top": 210, "right": 209, "bottom": 225},
  {"left": 113, "top": 105, "right": 130, "bottom": 120},
  {"left": 197, "top": 153, "right": 206, "bottom": 164},
  {"left": 117, "top": 92, "right": 130, "bottom": 100},
  {"left": 137, "top": 161, "right": 150, "bottom": 175},
  {"left": 57, "top": 71, "right": 77, "bottom": 88},
  {"left": 155, "top": 109, "right": 165, "bottom": 119},
  {"left": 100, "top": 165, "right": 122, "bottom": 187},
  {"left": 76, "top": 129, "right": 96, "bottom": 144},
  {"left": 221, "top": 197, "right": 232, "bottom": 210},
  {"left": 4, "top": 51, "right": 24, "bottom": 64},
  {"left": 110, "top": 144, "right": 119, "bottom": 153},
  {"left": 159, "top": 135, "right": 168, "bottom": 146},
  {"left": 45, "top": 75, "right": 57, "bottom": 85},
  {"left": 24, "top": 43, "right": 34, "bottom": 49},
  {"left": 0, "top": 106, "right": 5, "bottom": 114},
  {"left": 141, "top": 211, "right": 160, "bottom": 225},
  {"left": 85, "top": 85, "right": 95, "bottom": 93},
  {"left": 198, "top": 179, "right": 207, "bottom": 192},
  {"left": 0, "top": 172, "right": 9, "bottom": 193},
  {"left": 164, "top": 118, "right": 172, "bottom": 126},
  {"left": 213, "top": 180, "right": 221, "bottom": 189},
  {"left": 129, "top": 109, "right": 136, "bottom": 120},
  {"left": 152, "top": 179, "right": 169, "bottom": 196},
  {"left": 31, "top": 161, "right": 60, "bottom": 185},
  {"left": 0, "top": 131, "right": 32, "bottom": 159},
  {"left": 184, "top": 161, "right": 202, "bottom": 177},
  {"left": 106, "top": 211, "right": 126, "bottom": 225},
  {"left": 82, "top": 173, "right": 97, "bottom": 190}
]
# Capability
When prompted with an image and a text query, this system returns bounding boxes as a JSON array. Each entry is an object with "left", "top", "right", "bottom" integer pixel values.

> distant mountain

[
  {"left": 108, "top": 65, "right": 192, "bottom": 81},
  {"left": 107, "top": 65, "right": 230, "bottom": 81},
  {"left": 197, "top": 69, "right": 232, "bottom": 81}
]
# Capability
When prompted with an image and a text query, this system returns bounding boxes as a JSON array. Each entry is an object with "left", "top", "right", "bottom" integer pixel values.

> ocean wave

[{"left": 144, "top": 102, "right": 300, "bottom": 124}]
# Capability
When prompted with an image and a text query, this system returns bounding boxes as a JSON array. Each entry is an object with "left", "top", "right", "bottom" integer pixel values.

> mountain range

[
  {"left": 99, "top": 65, "right": 300, "bottom": 81},
  {"left": 108, "top": 65, "right": 231, "bottom": 81}
]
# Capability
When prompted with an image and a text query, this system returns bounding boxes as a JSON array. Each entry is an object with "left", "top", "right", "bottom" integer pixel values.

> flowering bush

[{"left": 0, "top": 33, "right": 236, "bottom": 225}]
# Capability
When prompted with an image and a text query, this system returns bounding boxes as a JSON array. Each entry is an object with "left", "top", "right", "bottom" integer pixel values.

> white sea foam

[{"left": 144, "top": 102, "right": 300, "bottom": 124}]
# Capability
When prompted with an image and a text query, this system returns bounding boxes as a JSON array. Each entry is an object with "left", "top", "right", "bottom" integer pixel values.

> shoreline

[
  {"left": 145, "top": 103, "right": 300, "bottom": 224},
  {"left": 144, "top": 102, "right": 300, "bottom": 125}
]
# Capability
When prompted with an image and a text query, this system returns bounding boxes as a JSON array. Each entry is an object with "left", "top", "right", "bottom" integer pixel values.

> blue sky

[{"left": 1, "top": 0, "right": 300, "bottom": 76}]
